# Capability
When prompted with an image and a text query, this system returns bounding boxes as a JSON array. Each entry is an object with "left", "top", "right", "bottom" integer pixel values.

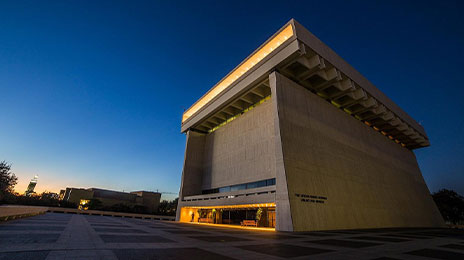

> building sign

[{"left": 295, "top": 193, "right": 327, "bottom": 204}]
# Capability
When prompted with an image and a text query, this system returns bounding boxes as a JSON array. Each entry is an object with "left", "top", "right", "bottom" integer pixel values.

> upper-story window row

[{"left": 202, "top": 178, "right": 276, "bottom": 195}]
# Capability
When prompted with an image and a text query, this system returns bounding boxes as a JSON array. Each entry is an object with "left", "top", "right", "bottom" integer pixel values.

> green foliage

[
  {"left": 87, "top": 199, "right": 103, "bottom": 210},
  {"left": 3, "top": 192, "right": 61, "bottom": 207},
  {"left": 109, "top": 203, "right": 133, "bottom": 213},
  {"left": 156, "top": 198, "right": 178, "bottom": 216},
  {"left": 58, "top": 200, "right": 77, "bottom": 208},
  {"left": 212, "top": 208, "right": 217, "bottom": 224},
  {"left": 256, "top": 207, "right": 263, "bottom": 221},
  {"left": 0, "top": 161, "right": 18, "bottom": 201},
  {"left": 132, "top": 205, "right": 147, "bottom": 214},
  {"left": 195, "top": 208, "right": 208, "bottom": 218},
  {"left": 100, "top": 203, "right": 147, "bottom": 214},
  {"left": 432, "top": 189, "right": 464, "bottom": 224}
]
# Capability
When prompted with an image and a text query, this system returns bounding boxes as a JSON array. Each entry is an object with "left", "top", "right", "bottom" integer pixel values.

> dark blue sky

[{"left": 1, "top": 0, "right": 463, "bottom": 199}]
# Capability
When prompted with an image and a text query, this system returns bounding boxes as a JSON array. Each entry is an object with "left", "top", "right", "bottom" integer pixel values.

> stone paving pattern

[{"left": 0, "top": 213, "right": 463, "bottom": 259}]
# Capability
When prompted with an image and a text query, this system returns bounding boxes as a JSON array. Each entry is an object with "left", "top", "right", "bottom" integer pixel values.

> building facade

[
  {"left": 61, "top": 187, "right": 161, "bottom": 214},
  {"left": 176, "top": 19, "right": 444, "bottom": 231}
]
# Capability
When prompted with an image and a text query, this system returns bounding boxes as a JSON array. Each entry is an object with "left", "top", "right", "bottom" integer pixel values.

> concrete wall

[
  {"left": 46, "top": 207, "right": 175, "bottom": 220},
  {"left": 67, "top": 189, "right": 94, "bottom": 204},
  {"left": 92, "top": 197, "right": 135, "bottom": 208},
  {"left": 91, "top": 188, "right": 137, "bottom": 202},
  {"left": 176, "top": 97, "right": 277, "bottom": 221},
  {"left": 202, "top": 99, "right": 276, "bottom": 189},
  {"left": 176, "top": 130, "right": 206, "bottom": 221},
  {"left": 270, "top": 73, "right": 294, "bottom": 231},
  {"left": 178, "top": 131, "right": 206, "bottom": 197},
  {"left": 0, "top": 205, "right": 48, "bottom": 221},
  {"left": 271, "top": 72, "right": 444, "bottom": 231},
  {"left": 132, "top": 191, "right": 162, "bottom": 214}
]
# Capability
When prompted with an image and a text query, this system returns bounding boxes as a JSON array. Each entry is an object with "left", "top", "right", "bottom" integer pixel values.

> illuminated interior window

[
  {"left": 183, "top": 203, "right": 276, "bottom": 209},
  {"left": 202, "top": 178, "right": 276, "bottom": 194},
  {"left": 182, "top": 24, "right": 294, "bottom": 123},
  {"left": 78, "top": 199, "right": 90, "bottom": 210}
]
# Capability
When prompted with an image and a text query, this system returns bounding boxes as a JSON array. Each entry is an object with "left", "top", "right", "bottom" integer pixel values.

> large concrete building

[{"left": 176, "top": 19, "right": 444, "bottom": 231}]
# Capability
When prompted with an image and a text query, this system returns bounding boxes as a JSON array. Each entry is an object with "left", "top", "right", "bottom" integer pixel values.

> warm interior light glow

[
  {"left": 179, "top": 203, "right": 276, "bottom": 230},
  {"left": 182, "top": 24, "right": 294, "bottom": 123},
  {"left": 183, "top": 221, "right": 275, "bottom": 232},
  {"left": 182, "top": 203, "right": 276, "bottom": 209},
  {"left": 78, "top": 199, "right": 90, "bottom": 210}
]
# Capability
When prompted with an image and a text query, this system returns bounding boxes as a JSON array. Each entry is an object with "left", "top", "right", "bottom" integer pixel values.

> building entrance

[{"left": 179, "top": 203, "right": 276, "bottom": 228}]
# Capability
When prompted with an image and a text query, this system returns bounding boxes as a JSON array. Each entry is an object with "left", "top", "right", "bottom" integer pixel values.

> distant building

[
  {"left": 61, "top": 187, "right": 161, "bottom": 213},
  {"left": 25, "top": 175, "right": 38, "bottom": 196}
]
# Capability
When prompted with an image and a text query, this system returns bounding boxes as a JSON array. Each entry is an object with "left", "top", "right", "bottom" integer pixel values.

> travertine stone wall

[
  {"left": 270, "top": 72, "right": 294, "bottom": 231},
  {"left": 179, "top": 131, "right": 206, "bottom": 197},
  {"left": 202, "top": 99, "right": 276, "bottom": 189},
  {"left": 176, "top": 99, "right": 277, "bottom": 221},
  {"left": 176, "top": 131, "right": 206, "bottom": 221},
  {"left": 271, "top": 71, "right": 444, "bottom": 231}
]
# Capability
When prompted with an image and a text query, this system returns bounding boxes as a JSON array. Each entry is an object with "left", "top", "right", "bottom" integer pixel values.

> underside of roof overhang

[
  {"left": 192, "top": 80, "right": 271, "bottom": 133},
  {"left": 277, "top": 45, "right": 429, "bottom": 149},
  {"left": 181, "top": 19, "right": 429, "bottom": 150}
]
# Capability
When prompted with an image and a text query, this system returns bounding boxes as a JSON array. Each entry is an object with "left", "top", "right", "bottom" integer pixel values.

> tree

[
  {"left": 432, "top": 189, "right": 464, "bottom": 224},
  {"left": 156, "top": 198, "right": 178, "bottom": 216},
  {"left": 87, "top": 199, "right": 103, "bottom": 210},
  {"left": 0, "top": 161, "right": 18, "bottom": 201},
  {"left": 109, "top": 203, "right": 132, "bottom": 213}
]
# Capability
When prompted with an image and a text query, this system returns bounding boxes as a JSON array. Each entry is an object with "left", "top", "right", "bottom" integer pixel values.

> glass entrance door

[{"left": 267, "top": 210, "right": 276, "bottom": 228}]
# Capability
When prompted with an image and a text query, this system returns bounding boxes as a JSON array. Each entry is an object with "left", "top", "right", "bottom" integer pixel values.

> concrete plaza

[{"left": 0, "top": 213, "right": 463, "bottom": 259}]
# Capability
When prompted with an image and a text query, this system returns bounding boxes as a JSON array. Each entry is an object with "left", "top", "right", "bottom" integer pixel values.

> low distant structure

[
  {"left": 59, "top": 187, "right": 161, "bottom": 214},
  {"left": 25, "top": 175, "right": 38, "bottom": 196}
]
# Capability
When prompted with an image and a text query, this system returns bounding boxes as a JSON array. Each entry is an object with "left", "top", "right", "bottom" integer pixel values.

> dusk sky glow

[{"left": 1, "top": 0, "right": 463, "bottom": 200}]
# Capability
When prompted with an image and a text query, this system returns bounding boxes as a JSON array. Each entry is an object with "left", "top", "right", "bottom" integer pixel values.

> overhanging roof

[{"left": 181, "top": 19, "right": 429, "bottom": 150}]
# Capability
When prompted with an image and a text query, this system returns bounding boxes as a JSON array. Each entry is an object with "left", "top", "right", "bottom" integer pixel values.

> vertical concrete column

[
  {"left": 269, "top": 71, "right": 294, "bottom": 231},
  {"left": 176, "top": 130, "right": 206, "bottom": 221}
]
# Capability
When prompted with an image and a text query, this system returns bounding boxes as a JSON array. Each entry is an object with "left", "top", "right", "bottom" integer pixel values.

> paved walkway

[{"left": 0, "top": 213, "right": 463, "bottom": 259}]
